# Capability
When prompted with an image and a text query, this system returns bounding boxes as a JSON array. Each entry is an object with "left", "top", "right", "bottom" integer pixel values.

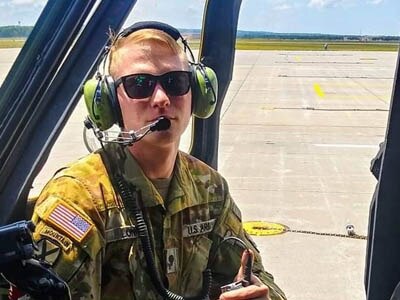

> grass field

[
  {"left": 236, "top": 39, "right": 399, "bottom": 51},
  {"left": 0, "top": 39, "right": 25, "bottom": 48},
  {"left": 189, "top": 38, "right": 399, "bottom": 51},
  {"left": 1, "top": 38, "right": 398, "bottom": 51}
]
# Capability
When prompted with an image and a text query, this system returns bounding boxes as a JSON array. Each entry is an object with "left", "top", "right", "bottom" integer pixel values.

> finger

[
  {"left": 250, "top": 273, "right": 263, "bottom": 286},
  {"left": 236, "top": 249, "right": 262, "bottom": 286},
  {"left": 219, "top": 284, "right": 269, "bottom": 300},
  {"left": 243, "top": 249, "right": 254, "bottom": 284},
  {"left": 235, "top": 249, "right": 254, "bottom": 282},
  {"left": 241, "top": 249, "right": 255, "bottom": 266}
]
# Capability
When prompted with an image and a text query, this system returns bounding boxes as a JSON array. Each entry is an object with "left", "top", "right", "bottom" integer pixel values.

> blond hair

[{"left": 108, "top": 28, "right": 189, "bottom": 76}]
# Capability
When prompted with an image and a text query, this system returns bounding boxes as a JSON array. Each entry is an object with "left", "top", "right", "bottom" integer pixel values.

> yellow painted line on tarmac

[
  {"left": 313, "top": 83, "right": 325, "bottom": 98},
  {"left": 294, "top": 56, "right": 301, "bottom": 62}
]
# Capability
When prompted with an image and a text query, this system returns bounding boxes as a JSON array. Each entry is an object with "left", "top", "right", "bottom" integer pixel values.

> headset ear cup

[
  {"left": 104, "top": 75, "right": 124, "bottom": 128},
  {"left": 83, "top": 77, "right": 117, "bottom": 131},
  {"left": 191, "top": 65, "right": 218, "bottom": 119}
]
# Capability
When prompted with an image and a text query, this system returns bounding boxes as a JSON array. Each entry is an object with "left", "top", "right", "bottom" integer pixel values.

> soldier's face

[{"left": 114, "top": 40, "right": 192, "bottom": 148}]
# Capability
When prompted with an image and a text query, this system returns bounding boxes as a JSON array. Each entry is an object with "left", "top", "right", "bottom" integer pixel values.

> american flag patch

[{"left": 47, "top": 203, "right": 93, "bottom": 242}]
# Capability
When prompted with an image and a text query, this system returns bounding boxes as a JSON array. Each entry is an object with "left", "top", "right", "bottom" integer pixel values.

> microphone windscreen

[{"left": 151, "top": 117, "right": 171, "bottom": 131}]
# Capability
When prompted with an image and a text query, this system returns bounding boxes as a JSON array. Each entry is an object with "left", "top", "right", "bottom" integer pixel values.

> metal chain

[
  {"left": 286, "top": 227, "right": 367, "bottom": 240},
  {"left": 245, "top": 222, "right": 367, "bottom": 240}
]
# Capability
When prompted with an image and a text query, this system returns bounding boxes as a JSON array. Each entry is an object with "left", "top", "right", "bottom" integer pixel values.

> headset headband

[
  {"left": 119, "top": 21, "right": 183, "bottom": 41},
  {"left": 83, "top": 20, "right": 218, "bottom": 131}
]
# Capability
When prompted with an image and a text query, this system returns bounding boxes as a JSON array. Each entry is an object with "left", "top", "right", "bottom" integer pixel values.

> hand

[
  {"left": 2, "top": 259, "right": 70, "bottom": 300},
  {"left": 219, "top": 250, "right": 270, "bottom": 300}
]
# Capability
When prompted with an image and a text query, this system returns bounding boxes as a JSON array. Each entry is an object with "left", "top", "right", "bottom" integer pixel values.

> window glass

[
  {"left": 233, "top": 1, "right": 399, "bottom": 299},
  {"left": 31, "top": 1, "right": 205, "bottom": 194},
  {"left": 1, "top": 1, "right": 399, "bottom": 299},
  {"left": 0, "top": 0, "right": 47, "bottom": 86}
]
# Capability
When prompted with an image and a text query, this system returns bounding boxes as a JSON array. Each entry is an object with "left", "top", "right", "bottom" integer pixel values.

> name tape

[{"left": 182, "top": 219, "right": 216, "bottom": 237}]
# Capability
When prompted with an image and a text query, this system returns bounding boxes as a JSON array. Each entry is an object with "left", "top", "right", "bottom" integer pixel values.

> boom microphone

[
  {"left": 150, "top": 117, "right": 171, "bottom": 132},
  {"left": 84, "top": 116, "right": 171, "bottom": 146}
]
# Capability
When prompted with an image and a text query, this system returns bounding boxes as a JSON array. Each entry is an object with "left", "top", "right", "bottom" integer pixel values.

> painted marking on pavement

[{"left": 313, "top": 83, "right": 325, "bottom": 98}]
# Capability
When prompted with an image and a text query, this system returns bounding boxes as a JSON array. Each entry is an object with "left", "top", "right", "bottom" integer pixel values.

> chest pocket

[
  {"left": 181, "top": 234, "right": 212, "bottom": 297},
  {"left": 177, "top": 202, "right": 219, "bottom": 296}
]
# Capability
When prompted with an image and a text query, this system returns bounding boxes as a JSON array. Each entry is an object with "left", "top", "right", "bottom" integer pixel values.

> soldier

[{"left": 25, "top": 21, "right": 286, "bottom": 300}]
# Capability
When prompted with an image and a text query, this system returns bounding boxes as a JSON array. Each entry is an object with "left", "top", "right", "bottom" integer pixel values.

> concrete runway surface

[{"left": 1, "top": 48, "right": 397, "bottom": 299}]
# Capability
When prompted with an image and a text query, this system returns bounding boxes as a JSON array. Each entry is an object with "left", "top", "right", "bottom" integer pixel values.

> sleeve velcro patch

[
  {"left": 39, "top": 225, "right": 73, "bottom": 252},
  {"left": 35, "top": 238, "right": 61, "bottom": 266},
  {"left": 46, "top": 202, "right": 94, "bottom": 243},
  {"left": 231, "top": 201, "right": 242, "bottom": 222}
]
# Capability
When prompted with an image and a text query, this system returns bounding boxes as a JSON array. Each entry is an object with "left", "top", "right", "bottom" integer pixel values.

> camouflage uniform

[{"left": 31, "top": 144, "right": 286, "bottom": 300}]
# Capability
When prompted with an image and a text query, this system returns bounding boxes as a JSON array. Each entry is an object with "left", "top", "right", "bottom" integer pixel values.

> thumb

[{"left": 235, "top": 249, "right": 254, "bottom": 283}]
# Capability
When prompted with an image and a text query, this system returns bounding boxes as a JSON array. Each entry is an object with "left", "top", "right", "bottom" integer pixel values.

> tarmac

[{"left": 1, "top": 48, "right": 397, "bottom": 299}]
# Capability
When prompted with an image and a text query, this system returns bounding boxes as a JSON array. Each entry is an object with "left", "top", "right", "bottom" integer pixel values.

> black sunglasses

[{"left": 115, "top": 71, "right": 192, "bottom": 99}]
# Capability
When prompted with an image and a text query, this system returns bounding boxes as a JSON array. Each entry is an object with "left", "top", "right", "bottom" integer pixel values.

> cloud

[
  {"left": 307, "top": 0, "right": 357, "bottom": 8},
  {"left": 0, "top": 0, "right": 47, "bottom": 25},
  {"left": 273, "top": 4, "right": 293, "bottom": 11},
  {"left": 186, "top": 0, "right": 204, "bottom": 17},
  {"left": 308, "top": 0, "right": 338, "bottom": 8},
  {"left": 11, "top": 0, "right": 35, "bottom": 5},
  {"left": 368, "top": 0, "right": 383, "bottom": 4},
  {"left": 271, "top": 0, "right": 295, "bottom": 11},
  {"left": 10, "top": 0, "right": 46, "bottom": 7}
]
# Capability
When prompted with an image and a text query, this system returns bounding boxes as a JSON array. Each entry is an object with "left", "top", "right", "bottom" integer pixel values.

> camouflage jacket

[{"left": 31, "top": 144, "right": 286, "bottom": 300}]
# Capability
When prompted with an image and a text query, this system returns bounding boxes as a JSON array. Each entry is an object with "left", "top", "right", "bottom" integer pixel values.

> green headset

[{"left": 83, "top": 21, "right": 218, "bottom": 131}]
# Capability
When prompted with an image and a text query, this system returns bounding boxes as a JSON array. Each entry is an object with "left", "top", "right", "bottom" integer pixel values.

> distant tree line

[
  {"left": 180, "top": 28, "right": 399, "bottom": 42},
  {"left": 1, "top": 26, "right": 398, "bottom": 42},
  {"left": 236, "top": 30, "right": 400, "bottom": 41},
  {"left": 0, "top": 26, "right": 33, "bottom": 38}
]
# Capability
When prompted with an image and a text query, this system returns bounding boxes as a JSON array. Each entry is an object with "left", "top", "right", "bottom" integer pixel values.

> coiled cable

[{"left": 114, "top": 174, "right": 212, "bottom": 300}]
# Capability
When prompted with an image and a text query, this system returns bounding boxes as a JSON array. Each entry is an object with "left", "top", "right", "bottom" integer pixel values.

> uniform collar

[
  {"left": 167, "top": 152, "right": 212, "bottom": 216},
  {"left": 101, "top": 144, "right": 162, "bottom": 208},
  {"left": 103, "top": 144, "right": 206, "bottom": 214},
  {"left": 121, "top": 146, "right": 165, "bottom": 208}
]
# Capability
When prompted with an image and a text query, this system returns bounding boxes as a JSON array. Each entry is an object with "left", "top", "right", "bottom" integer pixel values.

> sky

[{"left": 0, "top": 0, "right": 399, "bottom": 36}]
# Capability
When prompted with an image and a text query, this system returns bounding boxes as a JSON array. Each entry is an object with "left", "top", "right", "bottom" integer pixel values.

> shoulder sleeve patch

[
  {"left": 45, "top": 201, "right": 94, "bottom": 243},
  {"left": 34, "top": 194, "right": 105, "bottom": 260},
  {"left": 35, "top": 238, "right": 62, "bottom": 266},
  {"left": 39, "top": 224, "right": 73, "bottom": 252}
]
